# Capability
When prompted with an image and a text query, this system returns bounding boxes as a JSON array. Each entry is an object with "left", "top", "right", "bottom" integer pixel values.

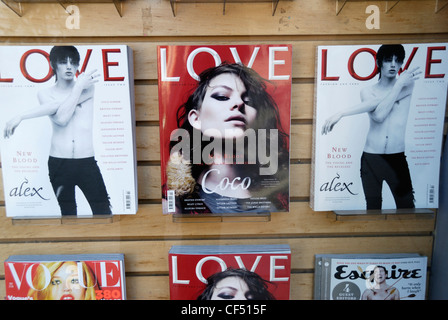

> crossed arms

[
  {"left": 321, "top": 67, "right": 421, "bottom": 135},
  {"left": 3, "top": 70, "right": 98, "bottom": 138}
]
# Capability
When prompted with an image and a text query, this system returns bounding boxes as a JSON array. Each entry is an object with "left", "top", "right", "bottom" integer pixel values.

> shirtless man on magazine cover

[
  {"left": 321, "top": 44, "right": 422, "bottom": 210},
  {"left": 3, "top": 46, "right": 111, "bottom": 216},
  {"left": 361, "top": 265, "right": 400, "bottom": 300}
]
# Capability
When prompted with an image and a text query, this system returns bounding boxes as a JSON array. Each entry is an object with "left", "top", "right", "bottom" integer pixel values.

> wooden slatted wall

[{"left": 0, "top": 0, "right": 447, "bottom": 300}]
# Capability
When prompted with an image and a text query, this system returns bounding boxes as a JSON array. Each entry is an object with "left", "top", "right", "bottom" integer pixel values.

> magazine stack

[
  {"left": 311, "top": 43, "right": 448, "bottom": 212},
  {"left": 314, "top": 253, "right": 428, "bottom": 300},
  {"left": 168, "top": 244, "right": 291, "bottom": 300},
  {"left": 0, "top": 45, "right": 138, "bottom": 218},
  {"left": 4, "top": 253, "right": 126, "bottom": 300},
  {"left": 157, "top": 44, "right": 292, "bottom": 215}
]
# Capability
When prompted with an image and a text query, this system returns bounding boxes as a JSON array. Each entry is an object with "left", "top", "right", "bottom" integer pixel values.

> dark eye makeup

[{"left": 211, "top": 93, "right": 230, "bottom": 101}]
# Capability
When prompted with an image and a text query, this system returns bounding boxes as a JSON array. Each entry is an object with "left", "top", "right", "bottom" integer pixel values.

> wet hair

[
  {"left": 376, "top": 44, "right": 405, "bottom": 78},
  {"left": 172, "top": 62, "right": 289, "bottom": 180},
  {"left": 197, "top": 268, "right": 276, "bottom": 300},
  {"left": 167, "top": 62, "right": 290, "bottom": 211},
  {"left": 49, "top": 46, "right": 80, "bottom": 73},
  {"left": 176, "top": 62, "right": 285, "bottom": 133},
  {"left": 367, "top": 265, "right": 388, "bottom": 283},
  {"left": 373, "top": 265, "right": 387, "bottom": 273}
]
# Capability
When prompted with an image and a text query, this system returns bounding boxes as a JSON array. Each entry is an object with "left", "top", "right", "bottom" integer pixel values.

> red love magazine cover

[
  {"left": 169, "top": 244, "right": 291, "bottom": 300},
  {"left": 157, "top": 45, "right": 292, "bottom": 214}
]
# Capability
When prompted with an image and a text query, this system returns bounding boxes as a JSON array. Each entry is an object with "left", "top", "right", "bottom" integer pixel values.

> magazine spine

[{"left": 310, "top": 46, "right": 320, "bottom": 210}]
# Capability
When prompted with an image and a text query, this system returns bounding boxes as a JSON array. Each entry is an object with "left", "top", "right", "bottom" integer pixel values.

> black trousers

[
  {"left": 48, "top": 156, "right": 111, "bottom": 215},
  {"left": 360, "top": 152, "right": 415, "bottom": 210}
]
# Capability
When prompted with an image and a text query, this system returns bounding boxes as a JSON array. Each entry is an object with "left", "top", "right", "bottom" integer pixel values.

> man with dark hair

[
  {"left": 49, "top": 46, "right": 81, "bottom": 80},
  {"left": 322, "top": 44, "right": 421, "bottom": 210},
  {"left": 361, "top": 265, "right": 400, "bottom": 300},
  {"left": 375, "top": 44, "right": 406, "bottom": 79},
  {"left": 4, "top": 46, "right": 111, "bottom": 215}
]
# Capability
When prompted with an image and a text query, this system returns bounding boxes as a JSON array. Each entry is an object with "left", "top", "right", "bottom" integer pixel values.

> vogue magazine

[{"left": 4, "top": 254, "right": 126, "bottom": 300}]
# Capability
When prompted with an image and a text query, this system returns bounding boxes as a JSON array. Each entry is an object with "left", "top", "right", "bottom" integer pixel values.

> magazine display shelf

[
  {"left": 172, "top": 212, "right": 271, "bottom": 223},
  {"left": 335, "top": 0, "right": 448, "bottom": 15},
  {"left": 1, "top": 0, "right": 124, "bottom": 17},
  {"left": 332, "top": 208, "right": 435, "bottom": 221},
  {"left": 10, "top": 214, "right": 117, "bottom": 225},
  {"left": 169, "top": 0, "right": 281, "bottom": 16}
]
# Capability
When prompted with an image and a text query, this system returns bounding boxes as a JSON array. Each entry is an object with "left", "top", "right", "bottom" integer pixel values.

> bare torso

[
  {"left": 362, "top": 83, "right": 412, "bottom": 154},
  {"left": 362, "top": 286, "right": 400, "bottom": 300},
  {"left": 40, "top": 86, "right": 95, "bottom": 159}
]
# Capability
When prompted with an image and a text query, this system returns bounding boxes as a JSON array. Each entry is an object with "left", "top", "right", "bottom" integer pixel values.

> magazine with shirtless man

[
  {"left": 314, "top": 253, "right": 427, "bottom": 300},
  {"left": 311, "top": 43, "right": 448, "bottom": 212},
  {"left": 0, "top": 45, "right": 137, "bottom": 218}
]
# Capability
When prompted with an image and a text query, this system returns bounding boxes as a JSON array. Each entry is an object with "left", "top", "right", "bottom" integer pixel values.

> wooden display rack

[
  {"left": 11, "top": 214, "right": 117, "bottom": 225},
  {"left": 169, "top": 0, "right": 282, "bottom": 16},
  {"left": 1, "top": 0, "right": 124, "bottom": 17},
  {"left": 333, "top": 208, "right": 435, "bottom": 221},
  {"left": 0, "top": 0, "right": 446, "bottom": 300},
  {"left": 172, "top": 212, "right": 271, "bottom": 223},
  {"left": 335, "top": 0, "right": 448, "bottom": 15}
]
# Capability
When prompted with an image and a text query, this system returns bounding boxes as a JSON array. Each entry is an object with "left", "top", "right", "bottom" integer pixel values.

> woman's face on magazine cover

[
  {"left": 188, "top": 72, "right": 257, "bottom": 139},
  {"left": 49, "top": 261, "right": 86, "bottom": 300},
  {"left": 210, "top": 276, "right": 253, "bottom": 300}
]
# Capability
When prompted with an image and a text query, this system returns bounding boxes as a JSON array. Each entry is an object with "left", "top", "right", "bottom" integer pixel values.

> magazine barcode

[
  {"left": 428, "top": 185, "right": 435, "bottom": 204},
  {"left": 167, "top": 190, "right": 175, "bottom": 212},
  {"left": 125, "top": 191, "right": 131, "bottom": 209}
]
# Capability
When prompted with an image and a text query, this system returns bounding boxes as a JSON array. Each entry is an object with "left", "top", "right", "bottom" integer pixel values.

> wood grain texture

[{"left": 0, "top": 0, "right": 447, "bottom": 37}]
